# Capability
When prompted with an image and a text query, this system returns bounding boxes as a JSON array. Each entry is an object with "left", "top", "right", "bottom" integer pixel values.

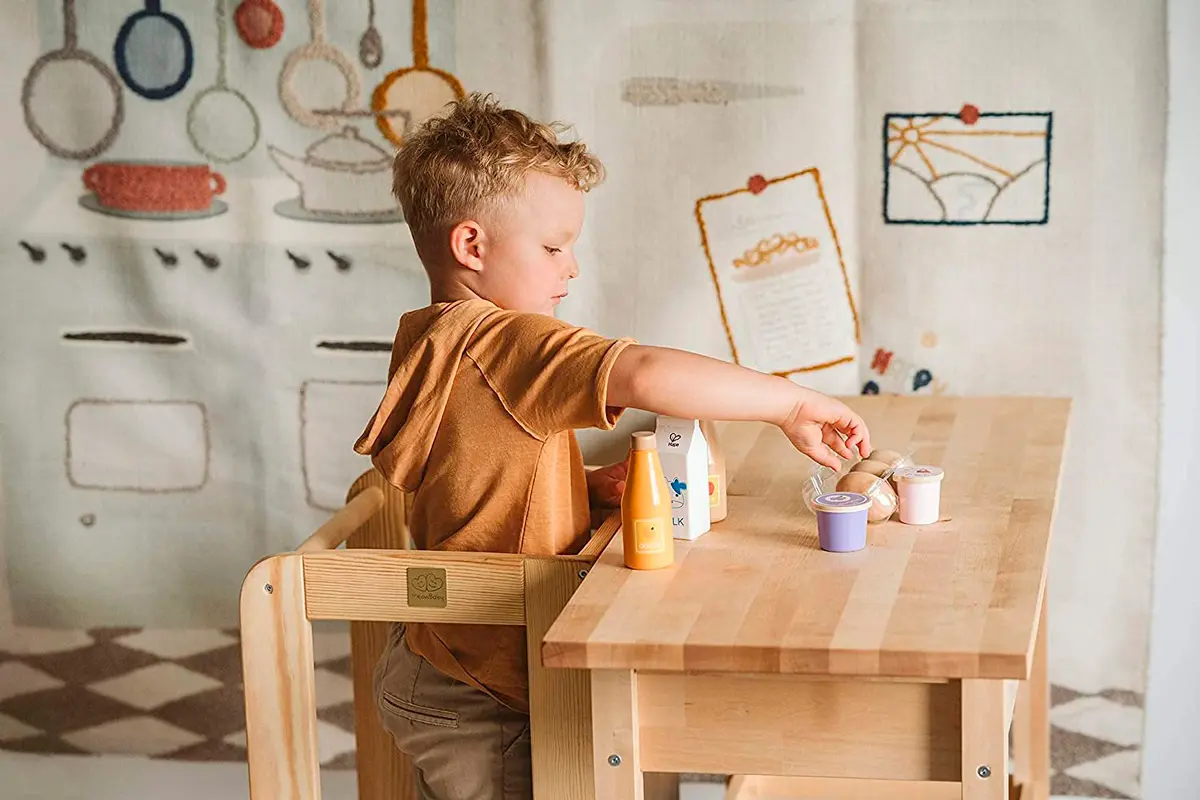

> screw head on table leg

[
  {"left": 578, "top": 569, "right": 589, "bottom": 579},
  {"left": 263, "top": 583, "right": 274, "bottom": 595},
  {"left": 977, "top": 765, "right": 991, "bottom": 779},
  {"left": 607, "top": 754, "right": 621, "bottom": 767}
]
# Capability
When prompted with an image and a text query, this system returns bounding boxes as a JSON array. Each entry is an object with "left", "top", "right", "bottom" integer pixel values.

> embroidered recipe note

[{"left": 695, "top": 169, "right": 859, "bottom": 376}]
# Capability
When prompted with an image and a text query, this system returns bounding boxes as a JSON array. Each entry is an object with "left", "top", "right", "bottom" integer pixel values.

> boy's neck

[{"left": 428, "top": 271, "right": 487, "bottom": 306}]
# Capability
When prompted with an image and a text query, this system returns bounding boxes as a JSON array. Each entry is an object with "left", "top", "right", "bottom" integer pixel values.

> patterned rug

[{"left": 0, "top": 627, "right": 1142, "bottom": 798}]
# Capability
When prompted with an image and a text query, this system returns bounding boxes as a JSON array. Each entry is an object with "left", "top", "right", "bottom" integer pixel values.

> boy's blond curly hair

[{"left": 392, "top": 93, "right": 604, "bottom": 253}]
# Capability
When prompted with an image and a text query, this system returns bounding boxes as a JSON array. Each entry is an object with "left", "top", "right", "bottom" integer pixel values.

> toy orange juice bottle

[
  {"left": 699, "top": 420, "right": 727, "bottom": 523},
  {"left": 621, "top": 431, "right": 674, "bottom": 570}
]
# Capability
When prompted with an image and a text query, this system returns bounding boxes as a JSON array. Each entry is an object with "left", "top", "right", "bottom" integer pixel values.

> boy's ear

[{"left": 448, "top": 220, "right": 487, "bottom": 273}]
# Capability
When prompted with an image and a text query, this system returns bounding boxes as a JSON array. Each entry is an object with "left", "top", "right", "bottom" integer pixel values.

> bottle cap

[{"left": 631, "top": 431, "right": 656, "bottom": 451}]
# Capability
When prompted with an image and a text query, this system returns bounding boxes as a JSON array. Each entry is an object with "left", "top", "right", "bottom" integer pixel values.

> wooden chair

[{"left": 239, "top": 468, "right": 670, "bottom": 800}]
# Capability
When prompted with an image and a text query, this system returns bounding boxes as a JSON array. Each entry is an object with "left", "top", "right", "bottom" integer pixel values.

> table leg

[
  {"left": 1012, "top": 590, "right": 1050, "bottom": 800},
  {"left": 962, "top": 679, "right": 1009, "bottom": 799},
  {"left": 592, "top": 670, "right": 646, "bottom": 799}
]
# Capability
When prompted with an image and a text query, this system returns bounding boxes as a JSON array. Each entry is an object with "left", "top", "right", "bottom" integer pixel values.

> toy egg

[
  {"left": 868, "top": 449, "right": 906, "bottom": 468},
  {"left": 850, "top": 459, "right": 891, "bottom": 479},
  {"left": 836, "top": 471, "right": 898, "bottom": 523}
]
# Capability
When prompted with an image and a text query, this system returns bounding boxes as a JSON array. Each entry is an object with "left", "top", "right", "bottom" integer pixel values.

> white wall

[{"left": 1142, "top": 0, "right": 1200, "bottom": 796}]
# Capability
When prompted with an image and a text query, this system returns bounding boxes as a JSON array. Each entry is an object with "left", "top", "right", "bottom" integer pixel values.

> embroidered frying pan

[
  {"left": 187, "top": 0, "right": 260, "bottom": 163},
  {"left": 278, "top": 0, "right": 362, "bottom": 131},
  {"left": 371, "top": 0, "right": 465, "bottom": 146},
  {"left": 234, "top": 0, "right": 284, "bottom": 49},
  {"left": 113, "top": 0, "right": 195, "bottom": 100},
  {"left": 22, "top": 0, "right": 125, "bottom": 160}
]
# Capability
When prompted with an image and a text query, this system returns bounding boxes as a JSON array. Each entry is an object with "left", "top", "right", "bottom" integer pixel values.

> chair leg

[
  {"left": 351, "top": 620, "right": 417, "bottom": 800},
  {"left": 346, "top": 477, "right": 418, "bottom": 799},
  {"left": 241, "top": 554, "right": 321, "bottom": 799},
  {"left": 526, "top": 559, "right": 595, "bottom": 799}
]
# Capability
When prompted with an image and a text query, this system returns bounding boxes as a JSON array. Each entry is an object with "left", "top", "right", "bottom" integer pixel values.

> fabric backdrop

[{"left": 0, "top": 0, "right": 1164, "bottom": 776}]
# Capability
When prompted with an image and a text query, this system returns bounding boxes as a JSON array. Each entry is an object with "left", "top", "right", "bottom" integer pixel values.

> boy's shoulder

[{"left": 400, "top": 299, "right": 600, "bottom": 349}]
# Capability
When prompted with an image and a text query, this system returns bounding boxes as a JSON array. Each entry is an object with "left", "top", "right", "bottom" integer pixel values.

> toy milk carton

[{"left": 654, "top": 416, "right": 712, "bottom": 540}]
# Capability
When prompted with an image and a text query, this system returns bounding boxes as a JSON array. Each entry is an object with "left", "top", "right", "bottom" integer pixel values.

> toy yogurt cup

[
  {"left": 812, "top": 492, "right": 870, "bottom": 552},
  {"left": 893, "top": 466, "right": 945, "bottom": 525}
]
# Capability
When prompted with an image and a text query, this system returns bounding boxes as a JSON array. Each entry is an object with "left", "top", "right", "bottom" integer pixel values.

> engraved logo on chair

[{"left": 407, "top": 567, "right": 447, "bottom": 608}]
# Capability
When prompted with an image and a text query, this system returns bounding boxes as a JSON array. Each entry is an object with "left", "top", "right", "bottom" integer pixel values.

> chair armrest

[{"left": 296, "top": 486, "right": 386, "bottom": 553}]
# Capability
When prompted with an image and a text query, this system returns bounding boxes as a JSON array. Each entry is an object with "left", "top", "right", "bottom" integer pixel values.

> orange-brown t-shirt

[{"left": 354, "top": 299, "right": 633, "bottom": 713}]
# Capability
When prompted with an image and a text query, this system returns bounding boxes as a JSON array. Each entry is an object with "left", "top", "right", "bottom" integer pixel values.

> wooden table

[{"left": 543, "top": 396, "right": 1070, "bottom": 800}]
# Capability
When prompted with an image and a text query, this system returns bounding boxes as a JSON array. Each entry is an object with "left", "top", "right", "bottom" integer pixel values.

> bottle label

[
  {"left": 633, "top": 518, "right": 666, "bottom": 554},
  {"left": 709, "top": 474, "right": 721, "bottom": 507}
]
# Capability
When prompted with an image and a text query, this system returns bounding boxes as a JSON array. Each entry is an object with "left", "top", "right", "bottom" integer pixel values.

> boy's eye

[{"left": 544, "top": 246, "right": 561, "bottom": 255}]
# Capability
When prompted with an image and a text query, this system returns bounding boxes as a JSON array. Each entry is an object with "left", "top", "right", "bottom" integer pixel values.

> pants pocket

[
  {"left": 380, "top": 688, "right": 461, "bottom": 729},
  {"left": 379, "top": 651, "right": 461, "bottom": 730}
]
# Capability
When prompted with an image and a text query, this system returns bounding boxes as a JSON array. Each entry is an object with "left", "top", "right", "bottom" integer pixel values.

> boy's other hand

[
  {"left": 587, "top": 459, "right": 628, "bottom": 508},
  {"left": 782, "top": 392, "right": 872, "bottom": 471}
]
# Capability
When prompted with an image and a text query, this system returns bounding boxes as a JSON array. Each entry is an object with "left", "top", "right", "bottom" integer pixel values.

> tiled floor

[{"left": 0, "top": 626, "right": 1143, "bottom": 798}]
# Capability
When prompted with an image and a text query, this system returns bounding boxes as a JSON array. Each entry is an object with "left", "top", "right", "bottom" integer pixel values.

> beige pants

[{"left": 373, "top": 624, "right": 532, "bottom": 800}]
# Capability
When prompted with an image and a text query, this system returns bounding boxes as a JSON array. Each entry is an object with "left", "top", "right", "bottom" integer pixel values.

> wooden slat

[
  {"left": 240, "top": 554, "right": 320, "bottom": 799},
  {"left": 578, "top": 513, "right": 622, "bottom": 560},
  {"left": 302, "top": 550, "right": 526, "bottom": 624},
  {"left": 592, "top": 670, "right": 644, "bottom": 799},
  {"left": 962, "top": 679, "right": 1008, "bottom": 799},
  {"left": 525, "top": 559, "right": 594, "bottom": 799},
  {"left": 725, "top": 775, "right": 960, "bottom": 799},
  {"left": 542, "top": 397, "right": 1070, "bottom": 679},
  {"left": 296, "top": 486, "right": 385, "bottom": 553},
  {"left": 635, "top": 672, "right": 961, "bottom": 782},
  {"left": 345, "top": 471, "right": 416, "bottom": 800}
]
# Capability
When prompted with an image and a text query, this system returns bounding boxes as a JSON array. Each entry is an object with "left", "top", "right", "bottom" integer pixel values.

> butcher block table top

[{"left": 543, "top": 396, "right": 1071, "bottom": 680}]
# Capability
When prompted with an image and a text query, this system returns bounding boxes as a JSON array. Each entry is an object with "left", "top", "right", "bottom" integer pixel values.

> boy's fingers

[
  {"left": 822, "top": 426, "right": 853, "bottom": 460},
  {"left": 807, "top": 445, "right": 841, "bottom": 471},
  {"left": 839, "top": 413, "right": 871, "bottom": 457}
]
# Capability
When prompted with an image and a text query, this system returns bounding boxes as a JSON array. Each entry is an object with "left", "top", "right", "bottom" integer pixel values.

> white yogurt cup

[{"left": 893, "top": 466, "right": 944, "bottom": 526}]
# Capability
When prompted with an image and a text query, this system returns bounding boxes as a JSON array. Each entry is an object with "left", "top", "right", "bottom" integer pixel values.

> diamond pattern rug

[{"left": 0, "top": 627, "right": 1143, "bottom": 797}]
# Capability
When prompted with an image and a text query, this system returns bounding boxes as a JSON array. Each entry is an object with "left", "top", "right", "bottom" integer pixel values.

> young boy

[{"left": 354, "top": 93, "right": 871, "bottom": 800}]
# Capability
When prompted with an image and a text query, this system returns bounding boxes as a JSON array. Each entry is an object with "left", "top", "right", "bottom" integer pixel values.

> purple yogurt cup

[{"left": 812, "top": 492, "right": 870, "bottom": 552}]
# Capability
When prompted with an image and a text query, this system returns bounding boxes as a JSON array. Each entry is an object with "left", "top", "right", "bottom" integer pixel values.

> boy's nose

[{"left": 567, "top": 256, "right": 580, "bottom": 279}]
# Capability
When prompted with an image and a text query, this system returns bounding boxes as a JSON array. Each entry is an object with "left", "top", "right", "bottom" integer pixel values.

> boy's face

[{"left": 454, "top": 171, "right": 585, "bottom": 316}]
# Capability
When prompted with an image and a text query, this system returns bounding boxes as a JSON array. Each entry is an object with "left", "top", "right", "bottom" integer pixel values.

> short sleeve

[{"left": 466, "top": 312, "right": 635, "bottom": 440}]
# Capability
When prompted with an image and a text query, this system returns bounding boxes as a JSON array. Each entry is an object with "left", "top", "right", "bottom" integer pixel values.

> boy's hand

[
  {"left": 781, "top": 391, "right": 871, "bottom": 470},
  {"left": 586, "top": 460, "right": 627, "bottom": 508}
]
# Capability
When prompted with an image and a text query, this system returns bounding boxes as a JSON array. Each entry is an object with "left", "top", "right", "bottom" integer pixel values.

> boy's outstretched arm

[{"left": 606, "top": 345, "right": 871, "bottom": 470}]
